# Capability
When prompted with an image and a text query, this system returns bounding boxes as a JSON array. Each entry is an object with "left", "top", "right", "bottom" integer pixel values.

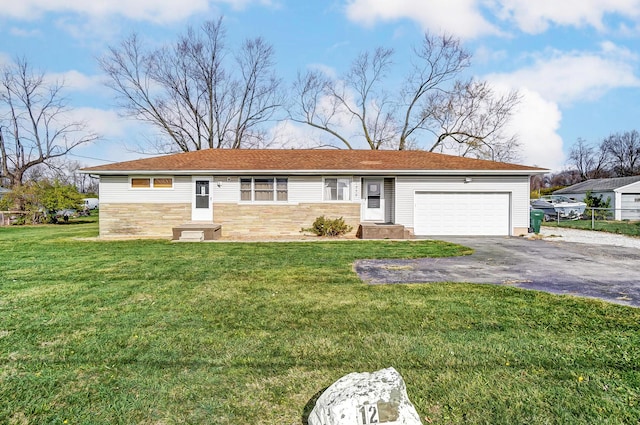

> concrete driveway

[{"left": 354, "top": 236, "right": 640, "bottom": 307}]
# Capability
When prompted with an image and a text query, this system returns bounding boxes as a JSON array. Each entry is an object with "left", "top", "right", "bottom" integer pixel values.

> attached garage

[{"left": 414, "top": 192, "right": 511, "bottom": 236}]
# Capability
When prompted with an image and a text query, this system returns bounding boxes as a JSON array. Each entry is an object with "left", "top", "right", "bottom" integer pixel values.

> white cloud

[
  {"left": 473, "top": 45, "right": 508, "bottom": 65},
  {"left": 0, "top": 0, "right": 273, "bottom": 24},
  {"left": 494, "top": 0, "right": 640, "bottom": 34},
  {"left": 345, "top": 0, "right": 500, "bottom": 39},
  {"left": 485, "top": 45, "right": 640, "bottom": 105},
  {"left": 68, "top": 107, "right": 162, "bottom": 165},
  {"left": 65, "top": 107, "right": 127, "bottom": 139},
  {"left": 268, "top": 120, "right": 323, "bottom": 149},
  {"left": 0, "top": 53, "right": 11, "bottom": 67},
  {"left": 9, "top": 27, "right": 41, "bottom": 37},
  {"left": 505, "top": 88, "right": 564, "bottom": 169},
  {"left": 307, "top": 63, "right": 339, "bottom": 80},
  {"left": 345, "top": 0, "right": 640, "bottom": 38},
  {"left": 45, "top": 70, "right": 109, "bottom": 95},
  {"left": 483, "top": 42, "right": 640, "bottom": 170}
]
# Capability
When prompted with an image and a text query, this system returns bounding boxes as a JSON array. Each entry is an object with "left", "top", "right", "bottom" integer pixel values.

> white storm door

[
  {"left": 362, "top": 178, "right": 385, "bottom": 222},
  {"left": 192, "top": 177, "right": 213, "bottom": 221}
]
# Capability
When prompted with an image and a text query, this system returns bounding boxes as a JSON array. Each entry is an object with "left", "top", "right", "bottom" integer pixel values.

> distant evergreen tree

[{"left": 583, "top": 190, "right": 611, "bottom": 220}]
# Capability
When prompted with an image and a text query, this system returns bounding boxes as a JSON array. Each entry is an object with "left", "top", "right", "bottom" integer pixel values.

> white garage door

[
  {"left": 621, "top": 194, "right": 640, "bottom": 220},
  {"left": 414, "top": 192, "right": 510, "bottom": 236}
]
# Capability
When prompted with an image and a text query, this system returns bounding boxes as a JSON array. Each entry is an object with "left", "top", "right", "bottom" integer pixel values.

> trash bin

[{"left": 530, "top": 209, "right": 545, "bottom": 234}]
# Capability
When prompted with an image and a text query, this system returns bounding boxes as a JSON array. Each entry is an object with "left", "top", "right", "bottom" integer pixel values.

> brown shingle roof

[{"left": 81, "top": 149, "right": 546, "bottom": 174}]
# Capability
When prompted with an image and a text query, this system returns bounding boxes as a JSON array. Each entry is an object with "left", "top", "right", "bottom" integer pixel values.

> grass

[
  {"left": 544, "top": 219, "right": 640, "bottom": 236},
  {"left": 1, "top": 219, "right": 640, "bottom": 424}
]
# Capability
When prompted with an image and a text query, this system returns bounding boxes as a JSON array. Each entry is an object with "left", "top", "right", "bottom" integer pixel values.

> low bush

[{"left": 302, "top": 215, "right": 353, "bottom": 236}]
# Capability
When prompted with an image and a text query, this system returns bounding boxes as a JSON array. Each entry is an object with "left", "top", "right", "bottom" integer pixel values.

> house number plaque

[{"left": 357, "top": 401, "right": 399, "bottom": 424}]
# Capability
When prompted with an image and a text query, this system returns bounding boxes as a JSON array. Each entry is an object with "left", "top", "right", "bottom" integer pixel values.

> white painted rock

[{"left": 307, "top": 367, "right": 423, "bottom": 425}]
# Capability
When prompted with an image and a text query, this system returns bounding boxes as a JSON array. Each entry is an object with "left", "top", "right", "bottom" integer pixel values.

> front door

[
  {"left": 362, "top": 178, "right": 385, "bottom": 222},
  {"left": 192, "top": 177, "right": 213, "bottom": 221}
]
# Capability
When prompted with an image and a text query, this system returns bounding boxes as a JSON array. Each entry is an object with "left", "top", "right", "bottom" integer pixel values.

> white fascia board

[{"left": 82, "top": 168, "right": 548, "bottom": 176}]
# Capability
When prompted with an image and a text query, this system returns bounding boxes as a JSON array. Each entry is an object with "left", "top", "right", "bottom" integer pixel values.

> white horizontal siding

[
  {"left": 211, "top": 175, "right": 359, "bottom": 204},
  {"left": 290, "top": 176, "right": 323, "bottom": 203},
  {"left": 395, "top": 175, "right": 531, "bottom": 231},
  {"left": 212, "top": 176, "right": 239, "bottom": 202},
  {"left": 99, "top": 175, "right": 191, "bottom": 204}
]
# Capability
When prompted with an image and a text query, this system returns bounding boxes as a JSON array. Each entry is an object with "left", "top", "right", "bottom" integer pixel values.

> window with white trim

[
  {"left": 324, "top": 178, "right": 351, "bottom": 201},
  {"left": 239, "top": 177, "right": 288, "bottom": 201}
]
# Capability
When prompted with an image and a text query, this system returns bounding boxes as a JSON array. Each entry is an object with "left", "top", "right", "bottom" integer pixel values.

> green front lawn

[{"left": 1, "top": 222, "right": 639, "bottom": 424}]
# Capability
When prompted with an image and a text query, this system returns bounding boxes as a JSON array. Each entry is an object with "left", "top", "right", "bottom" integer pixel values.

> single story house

[
  {"left": 554, "top": 176, "right": 640, "bottom": 220},
  {"left": 80, "top": 149, "right": 546, "bottom": 240}
]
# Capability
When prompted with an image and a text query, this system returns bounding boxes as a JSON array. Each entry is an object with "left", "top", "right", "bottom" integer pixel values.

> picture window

[{"left": 239, "top": 177, "right": 287, "bottom": 201}]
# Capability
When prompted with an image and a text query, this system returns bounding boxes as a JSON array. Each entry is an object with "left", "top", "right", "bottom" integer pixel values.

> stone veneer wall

[
  {"left": 214, "top": 203, "right": 361, "bottom": 238},
  {"left": 100, "top": 203, "right": 191, "bottom": 239}
]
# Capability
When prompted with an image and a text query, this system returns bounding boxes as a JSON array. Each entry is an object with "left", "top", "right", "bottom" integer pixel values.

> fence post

[{"left": 592, "top": 208, "right": 595, "bottom": 230}]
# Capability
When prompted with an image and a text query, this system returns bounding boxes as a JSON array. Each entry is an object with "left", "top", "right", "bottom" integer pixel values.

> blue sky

[{"left": 1, "top": 0, "right": 640, "bottom": 171}]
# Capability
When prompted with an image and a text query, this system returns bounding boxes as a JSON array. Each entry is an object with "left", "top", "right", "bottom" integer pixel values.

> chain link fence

[{"left": 544, "top": 207, "right": 640, "bottom": 233}]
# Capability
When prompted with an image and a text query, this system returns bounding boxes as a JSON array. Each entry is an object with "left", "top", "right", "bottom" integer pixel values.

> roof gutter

[{"left": 80, "top": 168, "right": 548, "bottom": 176}]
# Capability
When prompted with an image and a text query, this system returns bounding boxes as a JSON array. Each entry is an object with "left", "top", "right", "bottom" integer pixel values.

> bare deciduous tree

[
  {"left": 0, "top": 58, "right": 98, "bottom": 187},
  {"left": 602, "top": 130, "right": 640, "bottom": 177},
  {"left": 425, "top": 79, "right": 520, "bottom": 161},
  {"left": 99, "top": 18, "right": 282, "bottom": 153},
  {"left": 290, "top": 33, "right": 520, "bottom": 160},
  {"left": 568, "top": 138, "right": 609, "bottom": 180}
]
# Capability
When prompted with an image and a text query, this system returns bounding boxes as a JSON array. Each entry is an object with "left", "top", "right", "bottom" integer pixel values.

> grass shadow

[{"left": 301, "top": 386, "right": 328, "bottom": 425}]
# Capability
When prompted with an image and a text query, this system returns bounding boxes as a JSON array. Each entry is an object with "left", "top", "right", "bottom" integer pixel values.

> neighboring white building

[
  {"left": 80, "top": 149, "right": 546, "bottom": 240},
  {"left": 554, "top": 176, "right": 640, "bottom": 220}
]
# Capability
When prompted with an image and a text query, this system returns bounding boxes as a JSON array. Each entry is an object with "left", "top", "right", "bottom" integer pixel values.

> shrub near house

[{"left": 303, "top": 216, "right": 353, "bottom": 237}]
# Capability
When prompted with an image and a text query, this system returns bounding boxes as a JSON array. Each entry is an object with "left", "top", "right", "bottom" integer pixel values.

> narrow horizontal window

[
  {"left": 131, "top": 177, "right": 173, "bottom": 189},
  {"left": 153, "top": 178, "right": 173, "bottom": 188},
  {"left": 131, "top": 178, "right": 151, "bottom": 189}
]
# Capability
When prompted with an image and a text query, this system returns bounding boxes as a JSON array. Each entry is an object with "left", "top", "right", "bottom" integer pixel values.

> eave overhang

[{"left": 80, "top": 168, "right": 549, "bottom": 176}]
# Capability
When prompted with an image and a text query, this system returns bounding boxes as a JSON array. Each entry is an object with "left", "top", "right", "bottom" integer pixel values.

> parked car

[{"left": 83, "top": 198, "right": 99, "bottom": 210}]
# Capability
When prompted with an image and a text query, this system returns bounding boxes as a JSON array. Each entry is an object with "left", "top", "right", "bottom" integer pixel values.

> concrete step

[
  {"left": 357, "top": 223, "right": 408, "bottom": 239},
  {"left": 179, "top": 230, "right": 205, "bottom": 242},
  {"left": 172, "top": 223, "right": 222, "bottom": 241}
]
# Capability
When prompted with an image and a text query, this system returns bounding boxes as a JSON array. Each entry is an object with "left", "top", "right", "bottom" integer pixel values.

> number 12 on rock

[{"left": 358, "top": 404, "right": 379, "bottom": 424}]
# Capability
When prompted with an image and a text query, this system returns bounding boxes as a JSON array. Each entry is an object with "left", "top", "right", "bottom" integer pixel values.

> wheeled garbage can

[{"left": 530, "top": 209, "right": 545, "bottom": 234}]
